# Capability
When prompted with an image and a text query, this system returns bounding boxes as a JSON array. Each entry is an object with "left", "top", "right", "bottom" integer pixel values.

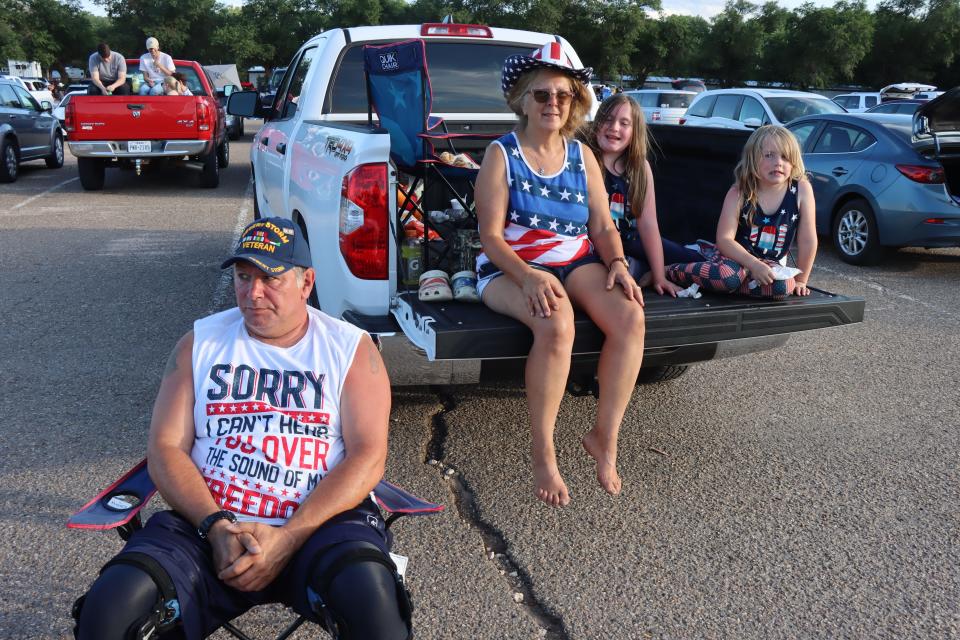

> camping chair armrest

[
  {"left": 372, "top": 479, "right": 443, "bottom": 530},
  {"left": 67, "top": 458, "right": 157, "bottom": 539}
]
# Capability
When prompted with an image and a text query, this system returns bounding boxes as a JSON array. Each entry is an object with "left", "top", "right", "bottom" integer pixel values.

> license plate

[{"left": 127, "top": 141, "right": 151, "bottom": 153}]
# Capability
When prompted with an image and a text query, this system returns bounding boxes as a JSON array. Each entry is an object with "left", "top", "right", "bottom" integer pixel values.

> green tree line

[{"left": 2, "top": 0, "right": 958, "bottom": 90}]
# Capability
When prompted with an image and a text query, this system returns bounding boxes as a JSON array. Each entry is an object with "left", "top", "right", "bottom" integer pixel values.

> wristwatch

[{"left": 196, "top": 510, "right": 237, "bottom": 539}]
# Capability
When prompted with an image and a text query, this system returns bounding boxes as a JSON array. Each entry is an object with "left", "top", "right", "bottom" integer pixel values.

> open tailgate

[
  {"left": 72, "top": 96, "right": 200, "bottom": 140},
  {"left": 391, "top": 289, "right": 865, "bottom": 361}
]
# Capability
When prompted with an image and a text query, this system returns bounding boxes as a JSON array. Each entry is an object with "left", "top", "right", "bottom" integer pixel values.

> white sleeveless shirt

[{"left": 190, "top": 306, "right": 364, "bottom": 525}]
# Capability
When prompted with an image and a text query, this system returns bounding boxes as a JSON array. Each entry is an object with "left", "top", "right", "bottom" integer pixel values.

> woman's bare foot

[
  {"left": 533, "top": 459, "right": 571, "bottom": 507},
  {"left": 581, "top": 430, "right": 622, "bottom": 495}
]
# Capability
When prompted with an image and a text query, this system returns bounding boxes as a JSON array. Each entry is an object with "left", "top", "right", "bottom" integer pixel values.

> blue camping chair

[
  {"left": 68, "top": 458, "right": 443, "bottom": 640},
  {"left": 363, "top": 39, "right": 495, "bottom": 268}
]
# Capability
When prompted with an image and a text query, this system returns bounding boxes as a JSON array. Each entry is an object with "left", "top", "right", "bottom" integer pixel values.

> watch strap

[{"left": 197, "top": 510, "right": 237, "bottom": 539}]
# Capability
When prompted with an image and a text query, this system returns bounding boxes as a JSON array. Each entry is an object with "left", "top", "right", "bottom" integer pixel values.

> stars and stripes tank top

[
  {"left": 736, "top": 179, "right": 801, "bottom": 262},
  {"left": 190, "top": 306, "right": 362, "bottom": 526},
  {"left": 476, "top": 132, "right": 593, "bottom": 277}
]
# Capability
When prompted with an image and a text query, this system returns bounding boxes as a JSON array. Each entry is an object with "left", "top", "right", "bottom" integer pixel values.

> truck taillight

[
  {"left": 896, "top": 164, "right": 944, "bottom": 183},
  {"left": 421, "top": 23, "right": 492, "bottom": 37},
  {"left": 65, "top": 102, "right": 75, "bottom": 133},
  {"left": 197, "top": 100, "right": 211, "bottom": 131},
  {"left": 340, "top": 163, "right": 388, "bottom": 280}
]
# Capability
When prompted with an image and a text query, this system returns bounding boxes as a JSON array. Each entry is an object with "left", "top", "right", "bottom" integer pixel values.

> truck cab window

[
  {"left": 274, "top": 47, "right": 317, "bottom": 120},
  {"left": 325, "top": 42, "right": 533, "bottom": 115}
]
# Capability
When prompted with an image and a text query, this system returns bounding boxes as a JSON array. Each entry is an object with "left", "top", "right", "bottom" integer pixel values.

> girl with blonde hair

[{"left": 665, "top": 125, "right": 818, "bottom": 299}]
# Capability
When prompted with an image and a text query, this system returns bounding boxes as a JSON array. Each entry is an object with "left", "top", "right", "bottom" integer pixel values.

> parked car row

[{"left": 0, "top": 77, "right": 63, "bottom": 182}]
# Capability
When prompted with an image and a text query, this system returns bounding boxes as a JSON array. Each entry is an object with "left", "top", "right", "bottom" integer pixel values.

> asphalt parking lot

[{"left": 0, "top": 136, "right": 958, "bottom": 639}]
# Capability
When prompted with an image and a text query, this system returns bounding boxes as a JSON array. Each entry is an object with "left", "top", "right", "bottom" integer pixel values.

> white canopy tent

[{"left": 204, "top": 64, "right": 242, "bottom": 89}]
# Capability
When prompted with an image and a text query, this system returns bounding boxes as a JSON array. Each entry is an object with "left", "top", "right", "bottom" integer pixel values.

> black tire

[
  {"left": 0, "top": 137, "right": 19, "bottom": 183},
  {"left": 45, "top": 132, "right": 64, "bottom": 169},
  {"left": 295, "top": 217, "right": 320, "bottom": 309},
  {"left": 636, "top": 365, "right": 689, "bottom": 384},
  {"left": 217, "top": 140, "right": 230, "bottom": 169},
  {"left": 833, "top": 198, "right": 883, "bottom": 265},
  {"left": 199, "top": 150, "right": 219, "bottom": 188},
  {"left": 252, "top": 167, "right": 261, "bottom": 219},
  {"left": 77, "top": 157, "right": 105, "bottom": 191}
]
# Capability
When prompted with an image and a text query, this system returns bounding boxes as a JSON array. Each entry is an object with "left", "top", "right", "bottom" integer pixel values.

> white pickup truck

[{"left": 227, "top": 22, "right": 864, "bottom": 388}]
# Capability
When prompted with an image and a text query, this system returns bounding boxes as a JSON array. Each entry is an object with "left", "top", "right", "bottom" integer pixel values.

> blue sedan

[{"left": 786, "top": 103, "right": 960, "bottom": 265}]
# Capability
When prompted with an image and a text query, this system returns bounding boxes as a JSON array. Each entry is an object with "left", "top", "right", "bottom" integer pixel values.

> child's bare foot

[
  {"left": 533, "top": 460, "right": 571, "bottom": 507},
  {"left": 581, "top": 430, "right": 622, "bottom": 495}
]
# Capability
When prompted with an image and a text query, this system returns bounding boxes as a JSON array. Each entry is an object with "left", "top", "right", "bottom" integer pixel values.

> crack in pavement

[{"left": 425, "top": 385, "right": 569, "bottom": 640}]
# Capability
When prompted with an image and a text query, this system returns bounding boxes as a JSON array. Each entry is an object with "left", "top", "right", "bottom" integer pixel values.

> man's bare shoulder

[{"left": 162, "top": 330, "right": 195, "bottom": 380}]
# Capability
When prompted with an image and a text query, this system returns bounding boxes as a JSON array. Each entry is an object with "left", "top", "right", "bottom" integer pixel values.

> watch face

[{"left": 104, "top": 492, "right": 141, "bottom": 512}]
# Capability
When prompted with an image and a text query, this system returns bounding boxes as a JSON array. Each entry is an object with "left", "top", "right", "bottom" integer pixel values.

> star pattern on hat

[{"left": 501, "top": 45, "right": 594, "bottom": 96}]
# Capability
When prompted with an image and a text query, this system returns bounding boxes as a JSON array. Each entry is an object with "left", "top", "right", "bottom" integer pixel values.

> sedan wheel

[
  {"left": 833, "top": 198, "right": 883, "bottom": 265},
  {"left": 0, "top": 141, "right": 18, "bottom": 183},
  {"left": 46, "top": 134, "right": 64, "bottom": 169}
]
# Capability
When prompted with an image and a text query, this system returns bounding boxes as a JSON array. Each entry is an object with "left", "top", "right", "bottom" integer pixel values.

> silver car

[
  {"left": 0, "top": 78, "right": 64, "bottom": 182},
  {"left": 624, "top": 89, "right": 696, "bottom": 125},
  {"left": 786, "top": 89, "right": 960, "bottom": 265}
]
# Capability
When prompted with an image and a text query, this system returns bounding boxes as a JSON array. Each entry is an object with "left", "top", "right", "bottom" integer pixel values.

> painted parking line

[
  {"left": 207, "top": 179, "right": 254, "bottom": 315},
  {"left": 1, "top": 177, "right": 79, "bottom": 215}
]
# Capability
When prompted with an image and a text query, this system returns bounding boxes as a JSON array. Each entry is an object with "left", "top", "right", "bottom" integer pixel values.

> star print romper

[
  {"left": 665, "top": 180, "right": 801, "bottom": 300},
  {"left": 475, "top": 131, "right": 600, "bottom": 298}
]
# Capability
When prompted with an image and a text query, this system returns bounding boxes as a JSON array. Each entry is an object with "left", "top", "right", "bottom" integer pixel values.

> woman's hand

[
  {"left": 793, "top": 281, "right": 811, "bottom": 296},
  {"left": 652, "top": 277, "right": 683, "bottom": 297},
  {"left": 606, "top": 262, "right": 644, "bottom": 306},
  {"left": 748, "top": 260, "right": 776, "bottom": 286},
  {"left": 521, "top": 268, "right": 566, "bottom": 318}
]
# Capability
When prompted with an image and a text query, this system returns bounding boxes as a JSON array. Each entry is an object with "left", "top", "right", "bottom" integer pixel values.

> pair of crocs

[{"left": 418, "top": 270, "right": 480, "bottom": 303}]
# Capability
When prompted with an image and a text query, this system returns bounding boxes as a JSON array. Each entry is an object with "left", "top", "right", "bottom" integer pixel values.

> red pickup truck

[{"left": 65, "top": 59, "right": 228, "bottom": 190}]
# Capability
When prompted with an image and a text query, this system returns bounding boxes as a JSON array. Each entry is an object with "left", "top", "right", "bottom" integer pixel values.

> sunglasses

[{"left": 528, "top": 89, "right": 576, "bottom": 105}]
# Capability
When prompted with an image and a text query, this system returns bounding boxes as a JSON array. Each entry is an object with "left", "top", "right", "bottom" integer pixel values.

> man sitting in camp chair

[{"left": 74, "top": 217, "right": 411, "bottom": 640}]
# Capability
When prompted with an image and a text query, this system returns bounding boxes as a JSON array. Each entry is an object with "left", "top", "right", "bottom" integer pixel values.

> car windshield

[
  {"left": 765, "top": 96, "right": 844, "bottom": 123},
  {"left": 878, "top": 118, "right": 913, "bottom": 143}
]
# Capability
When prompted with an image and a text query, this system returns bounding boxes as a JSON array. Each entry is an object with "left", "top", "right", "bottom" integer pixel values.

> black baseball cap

[{"left": 221, "top": 217, "right": 312, "bottom": 275}]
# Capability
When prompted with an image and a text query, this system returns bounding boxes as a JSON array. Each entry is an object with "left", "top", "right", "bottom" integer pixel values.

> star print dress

[
  {"left": 476, "top": 132, "right": 593, "bottom": 287},
  {"left": 735, "top": 180, "right": 801, "bottom": 262}
]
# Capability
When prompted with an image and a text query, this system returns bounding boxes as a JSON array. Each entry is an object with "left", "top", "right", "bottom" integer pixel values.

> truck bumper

[{"left": 67, "top": 139, "right": 212, "bottom": 158}]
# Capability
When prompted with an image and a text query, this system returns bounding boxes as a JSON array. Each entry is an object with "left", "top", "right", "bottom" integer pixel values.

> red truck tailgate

[{"left": 71, "top": 96, "right": 202, "bottom": 140}]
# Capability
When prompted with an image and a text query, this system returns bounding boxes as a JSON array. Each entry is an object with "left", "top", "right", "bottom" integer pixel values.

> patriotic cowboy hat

[{"left": 501, "top": 42, "right": 593, "bottom": 95}]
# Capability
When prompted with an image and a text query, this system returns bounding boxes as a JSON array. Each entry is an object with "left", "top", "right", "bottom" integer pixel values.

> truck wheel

[
  {"left": 217, "top": 140, "right": 230, "bottom": 169},
  {"left": 46, "top": 133, "right": 64, "bottom": 169},
  {"left": 77, "top": 157, "right": 105, "bottom": 191},
  {"left": 636, "top": 365, "right": 689, "bottom": 384},
  {"left": 0, "top": 137, "right": 19, "bottom": 183},
  {"left": 833, "top": 199, "right": 883, "bottom": 265},
  {"left": 199, "top": 150, "right": 219, "bottom": 188}
]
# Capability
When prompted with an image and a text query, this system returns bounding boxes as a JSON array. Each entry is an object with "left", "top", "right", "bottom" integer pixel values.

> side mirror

[
  {"left": 742, "top": 117, "right": 762, "bottom": 128},
  {"left": 227, "top": 90, "right": 265, "bottom": 118},
  {"left": 41, "top": 100, "right": 53, "bottom": 112}
]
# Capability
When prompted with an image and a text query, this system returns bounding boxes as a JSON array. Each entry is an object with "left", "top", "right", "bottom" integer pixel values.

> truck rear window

[
  {"left": 326, "top": 42, "right": 536, "bottom": 114},
  {"left": 127, "top": 63, "right": 208, "bottom": 96}
]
